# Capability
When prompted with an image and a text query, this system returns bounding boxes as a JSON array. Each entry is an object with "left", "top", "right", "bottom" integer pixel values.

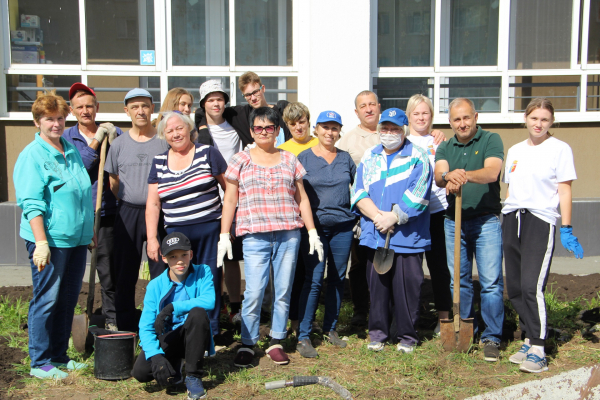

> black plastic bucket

[{"left": 94, "top": 332, "right": 137, "bottom": 380}]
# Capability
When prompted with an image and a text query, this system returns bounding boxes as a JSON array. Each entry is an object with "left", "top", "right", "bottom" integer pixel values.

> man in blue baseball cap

[
  {"left": 350, "top": 107, "right": 432, "bottom": 354},
  {"left": 104, "top": 88, "right": 169, "bottom": 331}
]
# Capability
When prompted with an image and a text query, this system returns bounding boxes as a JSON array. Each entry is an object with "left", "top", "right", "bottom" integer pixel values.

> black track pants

[{"left": 503, "top": 210, "right": 555, "bottom": 346}]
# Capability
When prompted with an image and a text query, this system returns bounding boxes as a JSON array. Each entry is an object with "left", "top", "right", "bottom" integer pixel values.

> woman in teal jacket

[{"left": 14, "top": 91, "right": 94, "bottom": 380}]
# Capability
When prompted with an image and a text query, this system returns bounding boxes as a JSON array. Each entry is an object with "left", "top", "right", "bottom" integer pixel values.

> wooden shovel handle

[{"left": 453, "top": 187, "right": 462, "bottom": 320}]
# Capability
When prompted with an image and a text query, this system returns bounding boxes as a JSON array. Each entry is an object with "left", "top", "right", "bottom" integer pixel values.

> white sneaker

[
  {"left": 433, "top": 322, "right": 441, "bottom": 338},
  {"left": 397, "top": 343, "right": 415, "bottom": 353},
  {"left": 367, "top": 341, "right": 385, "bottom": 351}
]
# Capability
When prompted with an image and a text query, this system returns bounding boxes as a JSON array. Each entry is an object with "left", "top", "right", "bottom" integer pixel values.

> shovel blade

[
  {"left": 72, "top": 314, "right": 89, "bottom": 353},
  {"left": 439, "top": 318, "right": 457, "bottom": 352},
  {"left": 373, "top": 247, "right": 395, "bottom": 274},
  {"left": 439, "top": 317, "right": 474, "bottom": 353},
  {"left": 457, "top": 318, "right": 475, "bottom": 352}
]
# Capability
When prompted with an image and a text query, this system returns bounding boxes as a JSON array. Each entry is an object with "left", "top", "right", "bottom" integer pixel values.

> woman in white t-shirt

[
  {"left": 502, "top": 98, "right": 583, "bottom": 374},
  {"left": 405, "top": 94, "right": 452, "bottom": 334}
]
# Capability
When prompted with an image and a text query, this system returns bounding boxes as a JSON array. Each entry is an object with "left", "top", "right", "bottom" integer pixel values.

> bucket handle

[{"left": 96, "top": 332, "right": 137, "bottom": 339}]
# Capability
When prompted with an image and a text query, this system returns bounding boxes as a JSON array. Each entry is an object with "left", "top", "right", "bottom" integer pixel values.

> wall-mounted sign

[{"left": 140, "top": 50, "right": 155, "bottom": 66}]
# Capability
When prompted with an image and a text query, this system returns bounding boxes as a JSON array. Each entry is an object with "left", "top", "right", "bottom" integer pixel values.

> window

[
  {"left": 588, "top": 0, "right": 600, "bottom": 64},
  {"left": 442, "top": 0, "right": 499, "bottom": 66},
  {"left": 8, "top": 0, "right": 80, "bottom": 65},
  {"left": 440, "top": 77, "right": 501, "bottom": 112},
  {"left": 377, "top": 0, "right": 433, "bottom": 67},
  {"left": 238, "top": 76, "right": 297, "bottom": 104},
  {"left": 235, "top": 0, "right": 293, "bottom": 66},
  {"left": 509, "top": 76, "right": 580, "bottom": 112},
  {"left": 87, "top": 76, "right": 160, "bottom": 113},
  {"left": 373, "top": 77, "right": 434, "bottom": 110},
  {"left": 171, "top": 0, "right": 229, "bottom": 66},
  {"left": 5, "top": 75, "right": 81, "bottom": 112},
  {"left": 587, "top": 75, "right": 600, "bottom": 111},
  {"left": 509, "top": 0, "right": 572, "bottom": 69},
  {"left": 86, "top": 0, "right": 155, "bottom": 65}
]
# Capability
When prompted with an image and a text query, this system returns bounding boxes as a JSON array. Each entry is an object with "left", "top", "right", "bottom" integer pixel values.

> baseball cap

[
  {"left": 161, "top": 232, "right": 192, "bottom": 256},
  {"left": 379, "top": 108, "right": 408, "bottom": 126},
  {"left": 315, "top": 110, "right": 343, "bottom": 127},
  {"left": 199, "top": 79, "right": 230, "bottom": 108},
  {"left": 69, "top": 83, "right": 96, "bottom": 100},
  {"left": 124, "top": 88, "right": 153, "bottom": 105}
]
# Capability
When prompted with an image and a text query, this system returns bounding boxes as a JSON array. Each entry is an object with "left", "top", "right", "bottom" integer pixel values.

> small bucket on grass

[{"left": 94, "top": 332, "right": 137, "bottom": 380}]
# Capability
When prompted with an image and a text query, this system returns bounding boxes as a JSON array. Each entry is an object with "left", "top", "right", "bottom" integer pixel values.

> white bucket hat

[{"left": 199, "top": 79, "right": 230, "bottom": 108}]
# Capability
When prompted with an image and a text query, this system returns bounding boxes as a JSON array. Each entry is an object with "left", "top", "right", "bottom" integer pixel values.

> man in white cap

[
  {"left": 63, "top": 83, "right": 123, "bottom": 331},
  {"left": 104, "top": 88, "right": 169, "bottom": 332}
]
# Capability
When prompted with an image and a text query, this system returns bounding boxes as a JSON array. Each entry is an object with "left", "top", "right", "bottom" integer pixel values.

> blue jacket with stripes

[{"left": 351, "top": 140, "right": 432, "bottom": 253}]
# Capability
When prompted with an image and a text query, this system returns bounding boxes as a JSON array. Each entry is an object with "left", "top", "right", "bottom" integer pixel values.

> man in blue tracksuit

[
  {"left": 63, "top": 83, "right": 124, "bottom": 331},
  {"left": 133, "top": 232, "right": 215, "bottom": 400},
  {"left": 351, "top": 108, "right": 432, "bottom": 354}
]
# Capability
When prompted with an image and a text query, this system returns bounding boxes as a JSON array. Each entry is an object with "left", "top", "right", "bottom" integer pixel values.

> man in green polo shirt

[{"left": 434, "top": 98, "right": 504, "bottom": 363}]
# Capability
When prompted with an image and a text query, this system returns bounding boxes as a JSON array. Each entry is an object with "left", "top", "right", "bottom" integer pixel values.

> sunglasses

[{"left": 252, "top": 125, "right": 277, "bottom": 134}]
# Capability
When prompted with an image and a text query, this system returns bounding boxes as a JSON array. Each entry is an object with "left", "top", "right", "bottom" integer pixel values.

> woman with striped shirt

[{"left": 146, "top": 111, "right": 228, "bottom": 337}]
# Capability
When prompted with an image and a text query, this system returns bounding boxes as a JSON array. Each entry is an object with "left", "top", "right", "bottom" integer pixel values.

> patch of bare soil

[{"left": 0, "top": 337, "right": 26, "bottom": 399}]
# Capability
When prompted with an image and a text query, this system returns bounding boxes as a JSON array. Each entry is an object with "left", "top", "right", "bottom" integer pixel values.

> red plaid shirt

[{"left": 225, "top": 150, "right": 306, "bottom": 236}]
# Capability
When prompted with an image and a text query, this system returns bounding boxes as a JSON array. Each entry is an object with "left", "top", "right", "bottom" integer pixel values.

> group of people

[{"left": 13, "top": 69, "right": 584, "bottom": 399}]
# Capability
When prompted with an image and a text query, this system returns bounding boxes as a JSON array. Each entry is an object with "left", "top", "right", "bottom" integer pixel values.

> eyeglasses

[
  {"left": 252, "top": 125, "right": 276, "bottom": 134},
  {"left": 243, "top": 88, "right": 262, "bottom": 99},
  {"left": 380, "top": 127, "right": 403, "bottom": 134}
]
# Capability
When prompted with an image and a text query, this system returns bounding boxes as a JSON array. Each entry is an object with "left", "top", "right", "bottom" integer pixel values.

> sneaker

[
  {"left": 50, "top": 360, "right": 87, "bottom": 370},
  {"left": 509, "top": 343, "right": 532, "bottom": 364},
  {"left": 233, "top": 347, "right": 254, "bottom": 368},
  {"left": 266, "top": 344, "right": 290, "bottom": 365},
  {"left": 230, "top": 312, "right": 242, "bottom": 325},
  {"left": 30, "top": 365, "right": 68, "bottom": 379},
  {"left": 351, "top": 313, "right": 368, "bottom": 327},
  {"left": 367, "top": 341, "right": 384, "bottom": 351},
  {"left": 520, "top": 352, "right": 549, "bottom": 373},
  {"left": 296, "top": 338, "right": 318, "bottom": 358},
  {"left": 185, "top": 375, "right": 207, "bottom": 400},
  {"left": 324, "top": 331, "right": 347, "bottom": 348},
  {"left": 482, "top": 340, "right": 500, "bottom": 362},
  {"left": 397, "top": 343, "right": 416, "bottom": 353}
]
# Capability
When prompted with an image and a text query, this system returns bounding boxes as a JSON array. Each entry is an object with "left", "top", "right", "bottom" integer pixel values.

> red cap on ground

[{"left": 69, "top": 83, "right": 96, "bottom": 100}]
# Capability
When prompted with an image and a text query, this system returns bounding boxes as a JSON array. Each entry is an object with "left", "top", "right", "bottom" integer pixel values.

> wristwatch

[{"left": 442, "top": 171, "right": 449, "bottom": 182}]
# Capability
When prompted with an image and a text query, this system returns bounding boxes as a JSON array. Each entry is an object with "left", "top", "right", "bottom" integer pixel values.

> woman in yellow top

[{"left": 278, "top": 102, "right": 319, "bottom": 156}]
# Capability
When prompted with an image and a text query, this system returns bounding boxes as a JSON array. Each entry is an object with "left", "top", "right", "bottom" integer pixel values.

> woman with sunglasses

[
  {"left": 146, "top": 111, "right": 228, "bottom": 338},
  {"left": 218, "top": 107, "right": 323, "bottom": 368}
]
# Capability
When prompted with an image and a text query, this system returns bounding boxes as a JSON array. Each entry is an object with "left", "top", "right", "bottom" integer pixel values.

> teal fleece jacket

[
  {"left": 138, "top": 264, "right": 216, "bottom": 359},
  {"left": 14, "top": 133, "right": 94, "bottom": 247}
]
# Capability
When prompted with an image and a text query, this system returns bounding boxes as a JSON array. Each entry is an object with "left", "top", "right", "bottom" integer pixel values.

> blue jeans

[
  {"left": 444, "top": 214, "right": 504, "bottom": 343},
  {"left": 297, "top": 223, "right": 353, "bottom": 341},
  {"left": 241, "top": 229, "right": 300, "bottom": 345},
  {"left": 25, "top": 241, "right": 88, "bottom": 367}
]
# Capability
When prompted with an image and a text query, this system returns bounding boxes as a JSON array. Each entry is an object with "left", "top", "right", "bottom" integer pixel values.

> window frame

[
  {"left": 0, "top": 0, "right": 298, "bottom": 121},
  {"left": 372, "top": 0, "right": 600, "bottom": 124}
]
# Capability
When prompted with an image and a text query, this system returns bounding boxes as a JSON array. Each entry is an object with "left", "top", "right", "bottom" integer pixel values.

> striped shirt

[
  {"left": 225, "top": 149, "right": 306, "bottom": 236},
  {"left": 148, "top": 143, "right": 227, "bottom": 227}
]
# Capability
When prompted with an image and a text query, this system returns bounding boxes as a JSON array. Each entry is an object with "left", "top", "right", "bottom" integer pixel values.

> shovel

[
  {"left": 372, "top": 205, "right": 396, "bottom": 274},
  {"left": 72, "top": 137, "right": 108, "bottom": 353},
  {"left": 439, "top": 188, "right": 474, "bottom": 352}
]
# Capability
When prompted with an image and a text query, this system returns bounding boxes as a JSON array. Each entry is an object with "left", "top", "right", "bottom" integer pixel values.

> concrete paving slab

[
  {"left": 2, "top": 256, "right": 599, "bottom": 287},
  {"left": 466, "top": 364, "right": 600, "bottom": 400}
]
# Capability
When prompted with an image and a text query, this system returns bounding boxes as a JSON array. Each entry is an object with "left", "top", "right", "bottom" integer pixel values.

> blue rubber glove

[{"left": 560, "top": 227, "right": 584, "bottom": 259}]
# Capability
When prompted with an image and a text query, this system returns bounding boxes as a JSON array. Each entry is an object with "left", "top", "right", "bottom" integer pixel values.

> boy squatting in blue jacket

[{"left": 132, "top": 232, "right": 215, "bottom": 400}]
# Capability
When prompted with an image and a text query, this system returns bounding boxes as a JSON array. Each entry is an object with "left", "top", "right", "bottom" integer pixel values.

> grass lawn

[{"left": 1, "top": 285, "right": 600, "bottom": 399}]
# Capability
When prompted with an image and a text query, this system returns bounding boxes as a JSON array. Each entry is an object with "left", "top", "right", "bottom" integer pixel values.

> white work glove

[
  {"left": 308, "top": 229, "right": 324, "bottom": 262},
  {"left": 99, "top": 122, "right": 118, "bottom": 144},
  {"left": 93, "top": 126, "right": 108, "bottom": 144},
  {"left": 352, "top": 220, "right": 362, "bottom": 240},
  {"left": 217, "top": 233, "right": 233, "bottom": 268},
  {"left": 373, "top": 211, "right": 399, "bottom": 233},
  {"left": 33, "top": 240, "right": 51, "bottom": 272}
]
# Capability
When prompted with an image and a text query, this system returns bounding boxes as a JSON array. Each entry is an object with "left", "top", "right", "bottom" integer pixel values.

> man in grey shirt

[{"left": 105, "top": 88, "right": 168, "bottom": 332}]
